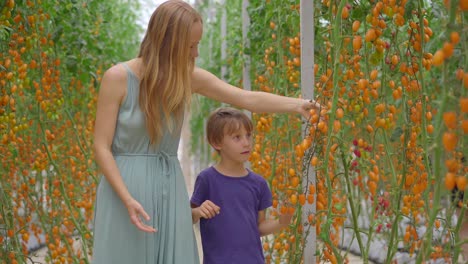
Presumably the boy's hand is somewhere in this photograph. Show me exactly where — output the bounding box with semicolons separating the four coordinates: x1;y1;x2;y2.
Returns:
197;200;220;219
279;211;293;227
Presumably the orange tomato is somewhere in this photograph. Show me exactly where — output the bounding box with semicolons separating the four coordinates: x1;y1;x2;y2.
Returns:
269;21;276;30
442;42;454;59
426;124;434;134
443;112;457;129
432;50;445;66
456;176;467;191
464;73;468;88
365;28;377;42
341;7;349;19
290;177;299;187
460;98;468;113
353;36;362;50
290;194;298;205
352;21;360;32
445;172;456;190
298;194;306;205
443;132;458;151
462;120;468;134
460;0;468;11
450;32;460;44
336;108;344;119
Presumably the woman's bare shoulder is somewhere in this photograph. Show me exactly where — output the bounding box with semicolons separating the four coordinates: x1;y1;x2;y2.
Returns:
102;63;128;82
99;63;129;100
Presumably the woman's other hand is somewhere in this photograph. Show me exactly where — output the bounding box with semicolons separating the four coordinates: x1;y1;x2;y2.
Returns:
125;198;157;233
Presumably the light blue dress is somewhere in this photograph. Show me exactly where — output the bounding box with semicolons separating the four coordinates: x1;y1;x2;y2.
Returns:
92;63;199;264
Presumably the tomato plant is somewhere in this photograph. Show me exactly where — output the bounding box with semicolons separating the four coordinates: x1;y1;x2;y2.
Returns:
0;0;141;263
194;0;467;263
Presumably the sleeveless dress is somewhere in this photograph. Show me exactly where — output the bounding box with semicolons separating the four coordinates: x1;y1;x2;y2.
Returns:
91;63;199;264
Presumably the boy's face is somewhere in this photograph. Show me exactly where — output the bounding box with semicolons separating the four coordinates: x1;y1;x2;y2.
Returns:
214;126;252;163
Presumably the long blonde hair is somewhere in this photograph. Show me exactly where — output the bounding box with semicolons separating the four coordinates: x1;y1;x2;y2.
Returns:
138;0;202;145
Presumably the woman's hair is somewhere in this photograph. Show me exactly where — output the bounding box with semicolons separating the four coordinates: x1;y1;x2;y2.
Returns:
138;0;202;145
206;107;253;147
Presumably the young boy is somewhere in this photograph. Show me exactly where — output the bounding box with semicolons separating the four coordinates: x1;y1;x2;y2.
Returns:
190;107;293;264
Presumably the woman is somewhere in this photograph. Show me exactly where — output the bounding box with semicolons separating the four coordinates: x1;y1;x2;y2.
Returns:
92;1;319;263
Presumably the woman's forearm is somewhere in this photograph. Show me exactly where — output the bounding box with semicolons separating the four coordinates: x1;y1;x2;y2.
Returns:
239;91;305;114
94;147;133;205
193;68;312;115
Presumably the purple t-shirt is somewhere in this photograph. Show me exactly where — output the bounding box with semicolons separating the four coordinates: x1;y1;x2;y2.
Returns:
190;166;272;264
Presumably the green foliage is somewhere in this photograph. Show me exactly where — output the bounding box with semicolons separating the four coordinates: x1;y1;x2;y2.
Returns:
190;0;243;162
0;0;142;262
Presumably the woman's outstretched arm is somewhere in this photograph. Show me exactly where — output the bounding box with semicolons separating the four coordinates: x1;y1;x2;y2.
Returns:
192;67;320;118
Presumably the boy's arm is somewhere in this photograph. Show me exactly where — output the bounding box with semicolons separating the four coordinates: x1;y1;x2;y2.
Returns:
191;200;220;224
191;203;202;224
258;209;293;236
257;179;291;236
191;174;220;224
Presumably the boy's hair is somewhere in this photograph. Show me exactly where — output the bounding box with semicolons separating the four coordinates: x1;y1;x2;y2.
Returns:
206;107;253;147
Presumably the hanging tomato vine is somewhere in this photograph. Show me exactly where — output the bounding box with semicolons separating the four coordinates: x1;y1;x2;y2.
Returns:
194;0;467;263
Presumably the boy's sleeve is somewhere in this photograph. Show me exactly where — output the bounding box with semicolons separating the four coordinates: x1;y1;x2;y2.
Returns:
258;179;273;211
190;174;208;206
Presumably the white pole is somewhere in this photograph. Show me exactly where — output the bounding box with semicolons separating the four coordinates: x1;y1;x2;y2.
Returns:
300;1;315;263
242;0;251;93
208;0;215;70
220;0;227;81
242;0;251;167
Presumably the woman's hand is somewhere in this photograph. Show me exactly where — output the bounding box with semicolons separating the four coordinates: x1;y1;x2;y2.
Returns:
299;99;322;119
125;198;157;233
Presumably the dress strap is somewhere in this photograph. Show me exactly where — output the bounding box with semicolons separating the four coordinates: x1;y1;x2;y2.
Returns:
121;62;132;74
119;62;137;109
121;62;139;79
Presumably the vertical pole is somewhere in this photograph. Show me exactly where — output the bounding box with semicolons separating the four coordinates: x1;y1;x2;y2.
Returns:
300;1;315;263
220;0;227;81
242;0;251;94
242;0;251;168
208;0;215;70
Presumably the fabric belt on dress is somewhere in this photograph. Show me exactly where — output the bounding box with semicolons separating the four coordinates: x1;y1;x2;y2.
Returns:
114;152;177;179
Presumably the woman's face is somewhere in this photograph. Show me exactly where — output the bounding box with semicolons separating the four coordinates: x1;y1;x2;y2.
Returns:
190;21;203;59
